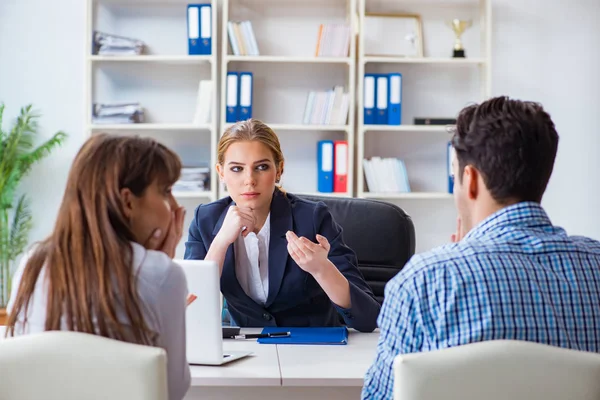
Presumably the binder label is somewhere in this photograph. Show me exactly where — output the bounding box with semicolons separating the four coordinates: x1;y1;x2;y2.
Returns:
226;74;238;107
188;7;199;39
240;74;252;107
322;142;333;172
377;76;388;109
390;75;401;103
200;6;211;39
364;76;375;108
335;143;348;175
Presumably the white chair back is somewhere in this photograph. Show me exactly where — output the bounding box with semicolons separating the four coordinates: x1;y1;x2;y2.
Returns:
394;340;600;400
0;330;168;400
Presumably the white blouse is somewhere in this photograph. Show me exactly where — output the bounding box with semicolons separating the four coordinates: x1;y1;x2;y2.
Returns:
234;213;271;305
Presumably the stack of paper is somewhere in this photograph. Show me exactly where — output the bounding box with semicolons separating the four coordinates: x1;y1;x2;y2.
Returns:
363;157;411;193
227;21;259;56
302;86;349;125
314;23;351;57
92;103;144;124
193;80;213;125
92;31;145;56
174;167;210;193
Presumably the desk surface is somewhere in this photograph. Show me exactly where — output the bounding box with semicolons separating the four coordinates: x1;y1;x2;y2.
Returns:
277;330;378;387
0;326;379;388
191;330;281;387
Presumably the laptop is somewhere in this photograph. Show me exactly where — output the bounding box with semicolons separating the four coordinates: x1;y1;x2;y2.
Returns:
175;259;253;366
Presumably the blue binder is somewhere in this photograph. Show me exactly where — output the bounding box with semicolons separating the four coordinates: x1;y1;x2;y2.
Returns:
363;74;376;125
448;141;454;194
317;140;334;193
226;72;239;123
187;4;212;55
376;74;388;125
238;72;253;120
387;73;402;125
258;327;348;345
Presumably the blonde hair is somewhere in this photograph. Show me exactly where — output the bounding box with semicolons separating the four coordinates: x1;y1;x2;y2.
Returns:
218;119;285;183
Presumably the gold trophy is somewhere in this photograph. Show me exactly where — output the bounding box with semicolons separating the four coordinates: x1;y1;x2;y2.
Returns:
447;19;472;58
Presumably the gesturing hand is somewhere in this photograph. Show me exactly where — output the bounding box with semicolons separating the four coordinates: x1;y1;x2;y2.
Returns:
144;206;186;258
450;217;465;243
215;206;256;246
286;231;331;276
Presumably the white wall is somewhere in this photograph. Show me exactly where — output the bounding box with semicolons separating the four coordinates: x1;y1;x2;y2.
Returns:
0;0;598;257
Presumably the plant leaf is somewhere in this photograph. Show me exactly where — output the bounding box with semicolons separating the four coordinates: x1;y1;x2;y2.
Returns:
8;194;32;262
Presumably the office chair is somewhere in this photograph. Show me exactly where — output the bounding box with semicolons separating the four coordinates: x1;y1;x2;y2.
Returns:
0;330;168;400
300;195;415;303
394;340;600;400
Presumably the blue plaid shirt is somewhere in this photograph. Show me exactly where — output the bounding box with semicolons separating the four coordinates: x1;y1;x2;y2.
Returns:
362;202;600;399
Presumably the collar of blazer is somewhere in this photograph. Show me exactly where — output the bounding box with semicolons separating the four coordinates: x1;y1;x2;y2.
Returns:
214;188;294;307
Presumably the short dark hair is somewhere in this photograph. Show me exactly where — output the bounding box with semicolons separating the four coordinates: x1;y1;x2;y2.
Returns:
451;96;559;204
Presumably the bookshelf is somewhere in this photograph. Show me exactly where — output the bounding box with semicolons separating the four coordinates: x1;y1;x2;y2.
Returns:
220;0;357;198
85;0;219;203
356;0;491;200
356;0;492;250
85;0;219;257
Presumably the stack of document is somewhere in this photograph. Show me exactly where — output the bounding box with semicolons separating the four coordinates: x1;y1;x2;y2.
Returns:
174;167;210;193
227;21;259;56
92;103;144;124
314;23;351;57
363;157;411;193
92;31;145;56
302;86;349;125
193;80;213;125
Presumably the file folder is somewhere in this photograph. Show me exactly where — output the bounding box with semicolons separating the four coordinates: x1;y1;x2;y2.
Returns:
448;142;454;194
226;72;239;123
376;74;388;125
387;73;402;125
363;74;376;125
239;72;253;120
317;140;334;193
334;140;348;193
258;327;348;345
187;4;212;55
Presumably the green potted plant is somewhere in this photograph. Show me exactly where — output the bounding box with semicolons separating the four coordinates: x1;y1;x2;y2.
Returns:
0;104;67;324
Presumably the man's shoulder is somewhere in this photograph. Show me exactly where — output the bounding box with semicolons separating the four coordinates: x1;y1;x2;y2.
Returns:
390;240;496;288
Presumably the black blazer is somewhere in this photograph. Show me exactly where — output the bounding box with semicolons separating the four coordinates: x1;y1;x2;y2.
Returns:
184;190;380;332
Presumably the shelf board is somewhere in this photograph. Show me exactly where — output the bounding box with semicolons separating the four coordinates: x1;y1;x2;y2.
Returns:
173;191;213;199
360;192;453;200
89;55;213;64
363;56;486;65
220;191;350;199
223;123;350;132
226;55;352;64
295;191;350;198
89;123;212;132
362;125;451;133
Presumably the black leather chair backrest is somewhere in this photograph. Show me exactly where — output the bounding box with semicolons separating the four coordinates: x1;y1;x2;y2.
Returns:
299;195;416;304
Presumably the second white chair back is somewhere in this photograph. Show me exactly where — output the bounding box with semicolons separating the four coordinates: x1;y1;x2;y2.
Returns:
394;340;600;400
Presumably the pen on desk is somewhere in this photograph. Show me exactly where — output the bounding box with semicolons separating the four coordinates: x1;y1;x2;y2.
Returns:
231;331;291;340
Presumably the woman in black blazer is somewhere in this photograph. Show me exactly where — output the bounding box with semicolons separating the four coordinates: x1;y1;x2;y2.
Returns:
184;119;380;332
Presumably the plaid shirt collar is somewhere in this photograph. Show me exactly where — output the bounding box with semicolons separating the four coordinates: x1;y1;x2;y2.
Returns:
463;201;553;241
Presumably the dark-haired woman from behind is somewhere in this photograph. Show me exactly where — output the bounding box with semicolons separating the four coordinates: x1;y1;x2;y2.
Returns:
6;134;190;400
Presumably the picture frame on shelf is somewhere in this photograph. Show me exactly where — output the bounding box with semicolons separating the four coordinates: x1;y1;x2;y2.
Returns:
363;13;424;58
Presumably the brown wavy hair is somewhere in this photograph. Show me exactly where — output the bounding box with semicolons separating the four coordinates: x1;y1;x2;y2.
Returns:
6;134;182;345
218;119;285;186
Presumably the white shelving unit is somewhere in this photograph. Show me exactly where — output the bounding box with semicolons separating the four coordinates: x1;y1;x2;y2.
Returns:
356;0;492;200
85;0;219;203
220;0;357;198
